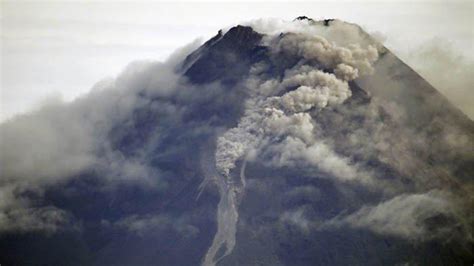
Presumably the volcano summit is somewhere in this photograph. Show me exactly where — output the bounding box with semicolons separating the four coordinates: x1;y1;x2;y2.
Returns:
1;18;473;266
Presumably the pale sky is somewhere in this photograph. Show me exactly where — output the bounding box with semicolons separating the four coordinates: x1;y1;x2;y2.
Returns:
1;1;473;121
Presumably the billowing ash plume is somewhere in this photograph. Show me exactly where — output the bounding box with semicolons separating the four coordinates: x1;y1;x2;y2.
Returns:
206;21;379;266
215;31;378;183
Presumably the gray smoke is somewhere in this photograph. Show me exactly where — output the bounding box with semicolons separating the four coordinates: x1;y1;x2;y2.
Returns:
208;19;473;264
215;32;379;180
206;19;380;266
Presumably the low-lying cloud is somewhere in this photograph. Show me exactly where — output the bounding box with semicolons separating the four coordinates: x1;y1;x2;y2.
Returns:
0;40;201;233
322;190;460;240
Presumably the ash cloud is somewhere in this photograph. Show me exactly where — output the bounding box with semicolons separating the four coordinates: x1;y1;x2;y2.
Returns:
215;26;380;184
207;21;381;266
221;18;474;252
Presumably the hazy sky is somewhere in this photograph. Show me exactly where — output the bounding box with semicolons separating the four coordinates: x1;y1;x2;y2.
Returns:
1;0;473;121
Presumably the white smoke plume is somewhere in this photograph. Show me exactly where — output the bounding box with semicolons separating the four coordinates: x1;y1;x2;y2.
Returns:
245;18;383;51
273;33;378;77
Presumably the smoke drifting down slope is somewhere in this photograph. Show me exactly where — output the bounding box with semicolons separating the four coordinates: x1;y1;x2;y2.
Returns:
0;18;473;266
205;25;379;266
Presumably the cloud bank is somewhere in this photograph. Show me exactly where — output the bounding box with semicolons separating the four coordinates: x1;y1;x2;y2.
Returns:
0;41;201;233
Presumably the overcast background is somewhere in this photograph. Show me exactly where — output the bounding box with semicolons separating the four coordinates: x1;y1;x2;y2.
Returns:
1;0;473;122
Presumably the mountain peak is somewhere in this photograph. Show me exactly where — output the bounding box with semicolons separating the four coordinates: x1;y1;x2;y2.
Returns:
294;15;314;22
183;25;264;84
294;16;335;26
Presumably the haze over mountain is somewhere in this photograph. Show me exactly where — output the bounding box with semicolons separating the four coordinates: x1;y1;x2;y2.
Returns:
0;17;473;266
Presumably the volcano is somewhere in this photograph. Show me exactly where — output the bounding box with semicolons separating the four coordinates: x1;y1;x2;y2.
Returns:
0;18;473;266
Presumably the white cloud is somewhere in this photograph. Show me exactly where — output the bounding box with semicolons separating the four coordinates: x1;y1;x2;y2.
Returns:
322;190;458;240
